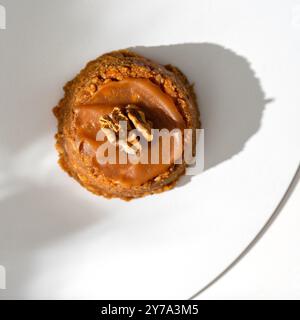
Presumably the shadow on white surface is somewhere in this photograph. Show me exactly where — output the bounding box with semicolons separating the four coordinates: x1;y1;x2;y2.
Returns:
133;43;271;185
0;185;104;299
0;12;271;297
0;1;108;298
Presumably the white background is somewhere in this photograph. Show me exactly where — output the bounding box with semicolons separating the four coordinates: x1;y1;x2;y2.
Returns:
0;0;299;299
198;177;300;300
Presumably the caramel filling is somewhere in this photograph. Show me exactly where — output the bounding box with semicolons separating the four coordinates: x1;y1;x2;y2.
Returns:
74;78;185;186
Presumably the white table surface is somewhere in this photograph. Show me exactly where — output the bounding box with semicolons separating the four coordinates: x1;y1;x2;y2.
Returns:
196;169;300;300
0;0;299;299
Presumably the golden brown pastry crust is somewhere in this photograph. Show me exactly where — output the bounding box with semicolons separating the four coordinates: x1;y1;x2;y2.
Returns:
53;50;200;200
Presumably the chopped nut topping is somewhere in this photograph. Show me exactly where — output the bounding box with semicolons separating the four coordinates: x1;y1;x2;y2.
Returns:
99;105;153;155
126;105;153;142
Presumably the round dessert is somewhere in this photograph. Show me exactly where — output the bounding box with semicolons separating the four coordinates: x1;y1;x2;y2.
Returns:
53;50;200;200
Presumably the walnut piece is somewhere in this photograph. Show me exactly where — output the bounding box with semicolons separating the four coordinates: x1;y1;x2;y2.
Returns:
126;105;153;142
99;105;153;155
99;114;119;132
